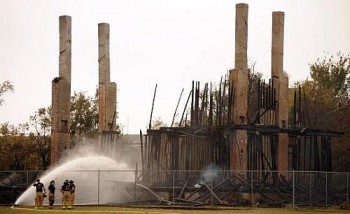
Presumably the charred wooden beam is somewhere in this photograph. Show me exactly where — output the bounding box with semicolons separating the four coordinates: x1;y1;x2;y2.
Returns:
171;88;184;127
148;84;157;130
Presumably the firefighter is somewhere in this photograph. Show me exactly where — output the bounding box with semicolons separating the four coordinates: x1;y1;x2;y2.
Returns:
69;180;76;208
61;179;71;210
48;180;56;209
33;179;46;209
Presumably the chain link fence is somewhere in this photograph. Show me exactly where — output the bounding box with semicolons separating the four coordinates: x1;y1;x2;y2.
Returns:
0;170;348;207
0;170;43;204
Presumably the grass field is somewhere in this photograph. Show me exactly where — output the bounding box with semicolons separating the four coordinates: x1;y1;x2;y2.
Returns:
0;206;349;214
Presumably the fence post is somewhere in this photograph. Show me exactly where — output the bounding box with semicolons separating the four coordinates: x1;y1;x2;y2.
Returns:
250;170;254;207
347;172;349;201
292;170;295;208
172;170;175;202
325;172;328;207
134;169;137;201
97;170;100;206
309;172;312;207
26;171;29;187
210;169;213;206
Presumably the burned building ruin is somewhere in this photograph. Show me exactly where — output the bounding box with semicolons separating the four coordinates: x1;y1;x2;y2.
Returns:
47;3;345;207
141;3;342;194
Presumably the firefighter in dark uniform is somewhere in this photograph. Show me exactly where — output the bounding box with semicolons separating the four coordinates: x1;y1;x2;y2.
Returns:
61;179;71;209
33;179;46;209
69;180;76;208
48;180;56;209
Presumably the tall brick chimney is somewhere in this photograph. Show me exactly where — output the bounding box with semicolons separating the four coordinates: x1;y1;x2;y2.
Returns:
271;12;289;173
51;16;72;165
230;3;249;171
98;23;117;132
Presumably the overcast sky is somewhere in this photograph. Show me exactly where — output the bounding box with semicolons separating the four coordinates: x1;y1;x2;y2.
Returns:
1;0;349;134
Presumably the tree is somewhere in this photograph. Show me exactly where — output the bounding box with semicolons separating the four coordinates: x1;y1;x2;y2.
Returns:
0;123;40;170
310;53;349;107
0;80;14;106
30;107;52;169
296;53;350;171
70;91;99;136
296;53;349;130
150;117;168;129
30;107;51;136
247;63;263;124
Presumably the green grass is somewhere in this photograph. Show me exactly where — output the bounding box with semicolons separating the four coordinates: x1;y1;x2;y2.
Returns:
0;206;349;214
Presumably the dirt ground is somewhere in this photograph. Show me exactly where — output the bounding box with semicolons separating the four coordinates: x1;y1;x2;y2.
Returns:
1;206;350;214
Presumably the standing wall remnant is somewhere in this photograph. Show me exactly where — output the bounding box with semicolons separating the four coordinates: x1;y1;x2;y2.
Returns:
51;16;72;165
271;12;289;173
230;3;249;171
98;23;117;132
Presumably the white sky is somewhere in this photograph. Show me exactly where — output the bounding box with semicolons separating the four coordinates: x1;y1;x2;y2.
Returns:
0;0;349;134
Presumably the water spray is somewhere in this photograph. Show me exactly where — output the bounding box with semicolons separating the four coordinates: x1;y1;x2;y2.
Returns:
15;138;138;206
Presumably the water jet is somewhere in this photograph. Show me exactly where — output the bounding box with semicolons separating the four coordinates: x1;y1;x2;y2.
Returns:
15;139;136;206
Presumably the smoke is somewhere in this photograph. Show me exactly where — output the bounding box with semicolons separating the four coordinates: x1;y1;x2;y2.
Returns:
195;163;221;187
